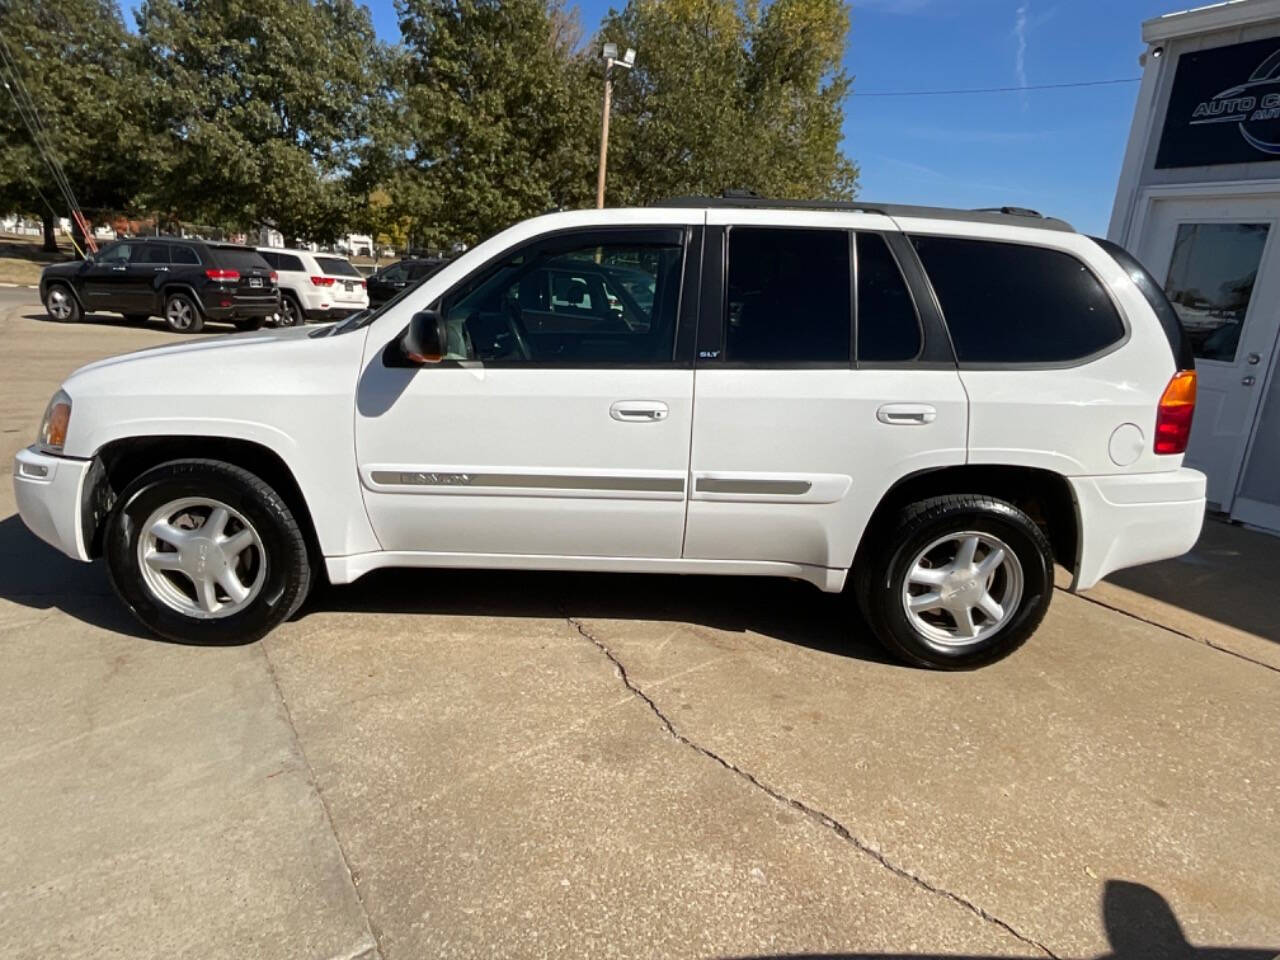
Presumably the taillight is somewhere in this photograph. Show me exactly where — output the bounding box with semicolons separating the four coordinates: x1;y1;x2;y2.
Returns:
310;276;335;287
205;268;240;282
1155;370;1197;455
269;271;278;283
359;279;367;289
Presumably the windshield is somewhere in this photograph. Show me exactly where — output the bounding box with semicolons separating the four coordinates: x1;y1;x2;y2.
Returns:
328;280;425;335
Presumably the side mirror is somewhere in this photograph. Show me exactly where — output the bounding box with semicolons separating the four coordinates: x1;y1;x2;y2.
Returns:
401;309;449;364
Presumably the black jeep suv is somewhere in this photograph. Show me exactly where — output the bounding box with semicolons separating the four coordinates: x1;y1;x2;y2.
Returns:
365;256;449;307
40;237;280;333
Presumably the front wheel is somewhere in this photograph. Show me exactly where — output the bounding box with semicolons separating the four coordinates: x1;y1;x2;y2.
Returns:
277;296;302;327
857;495;1052;669
44;284;81;323
104;460;312;644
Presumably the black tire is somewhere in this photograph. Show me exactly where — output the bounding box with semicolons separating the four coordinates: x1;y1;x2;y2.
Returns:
123;313;150;325
277;295;303;327
104;459;312;644
44;283;81;323
163;292;204;333
234;316;264;331
856;495;1052;670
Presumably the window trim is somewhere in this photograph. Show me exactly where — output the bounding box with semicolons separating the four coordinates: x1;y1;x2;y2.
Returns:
385;225;696;371
908;233;1132;371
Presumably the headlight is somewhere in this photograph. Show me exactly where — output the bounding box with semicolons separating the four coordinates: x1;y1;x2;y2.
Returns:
37;389;72;454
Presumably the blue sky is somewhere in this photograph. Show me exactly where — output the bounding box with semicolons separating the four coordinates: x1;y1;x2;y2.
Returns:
128;0;1179;234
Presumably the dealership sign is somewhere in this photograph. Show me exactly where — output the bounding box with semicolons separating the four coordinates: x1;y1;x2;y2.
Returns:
1157;38;1280;168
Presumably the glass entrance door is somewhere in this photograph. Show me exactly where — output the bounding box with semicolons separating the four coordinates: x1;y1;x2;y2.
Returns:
1141;196;1280;511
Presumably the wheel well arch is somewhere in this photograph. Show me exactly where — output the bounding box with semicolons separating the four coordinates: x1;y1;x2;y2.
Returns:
44;278;83;306
856;464;1079;576
88;435;322;570
160;284;203;310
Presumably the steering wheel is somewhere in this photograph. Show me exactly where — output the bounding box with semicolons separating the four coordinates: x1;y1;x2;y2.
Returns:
502;297;533;361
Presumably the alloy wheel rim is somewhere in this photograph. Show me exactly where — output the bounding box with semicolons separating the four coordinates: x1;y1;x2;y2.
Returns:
901;531;1024;648
48;288;71;320
167;299;193;329
136;497;267;620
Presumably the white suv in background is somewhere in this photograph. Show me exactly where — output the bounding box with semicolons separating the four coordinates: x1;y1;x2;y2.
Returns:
15;198;1206;669
256;247;369;326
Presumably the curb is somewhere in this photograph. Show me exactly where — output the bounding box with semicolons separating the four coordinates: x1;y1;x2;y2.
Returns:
0;283;38;289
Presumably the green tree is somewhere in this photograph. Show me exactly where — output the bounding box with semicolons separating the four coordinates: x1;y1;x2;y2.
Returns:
0;0;154;250
396;0;597;249
136;0;392;242
598;0;857;205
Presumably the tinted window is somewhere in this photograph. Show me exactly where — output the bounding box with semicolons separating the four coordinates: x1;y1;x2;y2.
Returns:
211;247;272;271
316;256;361;278
725;227;851;363
258;251;279;269
1091;237;1193;370
379;263;410;282
97;242;133;264
442;235;683;365
857;233;920;362
171;245;201;265
912;236;1125;364
409;262;443;280
134;243;170;264
277;253;304;272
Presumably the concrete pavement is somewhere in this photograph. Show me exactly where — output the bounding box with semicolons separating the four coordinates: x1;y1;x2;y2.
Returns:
1;292;1277;959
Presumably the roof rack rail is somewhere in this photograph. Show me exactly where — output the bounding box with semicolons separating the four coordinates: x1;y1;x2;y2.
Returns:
651;191;1074;232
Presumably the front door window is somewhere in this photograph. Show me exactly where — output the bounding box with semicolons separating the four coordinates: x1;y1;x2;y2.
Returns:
1164;222;1270;362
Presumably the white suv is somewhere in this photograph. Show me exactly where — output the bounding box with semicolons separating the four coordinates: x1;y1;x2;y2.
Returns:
14;199;1206;668
256;247;369;326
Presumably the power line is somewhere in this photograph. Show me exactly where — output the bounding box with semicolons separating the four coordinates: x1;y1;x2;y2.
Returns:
853;77;1141;97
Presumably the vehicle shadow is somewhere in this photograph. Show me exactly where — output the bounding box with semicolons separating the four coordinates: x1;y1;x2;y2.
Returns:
727;880;1276;959
1102;515;1280;644
20;309;143;329
0;510;891;660
0;514;151;638
304;564;898;666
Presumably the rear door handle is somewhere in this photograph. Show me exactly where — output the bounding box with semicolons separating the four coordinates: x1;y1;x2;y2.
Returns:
611;400;669;422
877;403;937;425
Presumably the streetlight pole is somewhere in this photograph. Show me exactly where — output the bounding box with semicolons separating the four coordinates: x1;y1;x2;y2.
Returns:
596;43;635;209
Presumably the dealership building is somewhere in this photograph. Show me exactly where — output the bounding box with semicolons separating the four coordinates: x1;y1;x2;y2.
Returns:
1110;0;1280;533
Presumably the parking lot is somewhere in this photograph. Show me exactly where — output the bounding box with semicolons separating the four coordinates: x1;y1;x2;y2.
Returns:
1;290;1278;960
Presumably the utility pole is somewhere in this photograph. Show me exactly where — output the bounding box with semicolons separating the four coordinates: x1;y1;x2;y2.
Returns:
596;44;635;209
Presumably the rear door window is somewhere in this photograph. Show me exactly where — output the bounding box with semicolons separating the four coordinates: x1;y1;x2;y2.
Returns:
258;251;279;269
912;235;1125;364
856;233;921;363
135;243;171;265
171;245;201;265
724;227;851;364
278;253;305;272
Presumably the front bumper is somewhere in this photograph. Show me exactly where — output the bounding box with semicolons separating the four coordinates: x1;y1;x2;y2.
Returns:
13;447;96;562
1069;468;1207;591
304;305;365;323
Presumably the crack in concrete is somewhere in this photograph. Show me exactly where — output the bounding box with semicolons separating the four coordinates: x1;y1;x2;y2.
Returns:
258;641;386;960
565;614;1060;960
1059;587;1280;676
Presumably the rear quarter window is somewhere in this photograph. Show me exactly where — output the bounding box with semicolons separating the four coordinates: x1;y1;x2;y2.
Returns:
912;235;1126;365
1091;237;1194;370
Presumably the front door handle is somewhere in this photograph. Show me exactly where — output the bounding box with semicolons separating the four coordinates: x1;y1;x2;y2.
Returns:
877;403;937;425
1243;375;1257;387
610;400;669;422
111;265;126;272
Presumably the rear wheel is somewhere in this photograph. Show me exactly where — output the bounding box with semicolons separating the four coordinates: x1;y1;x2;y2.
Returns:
277;295;303;327
164;292;203;333
857;495;1052;669
105;459;312;644
44;284;80;323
